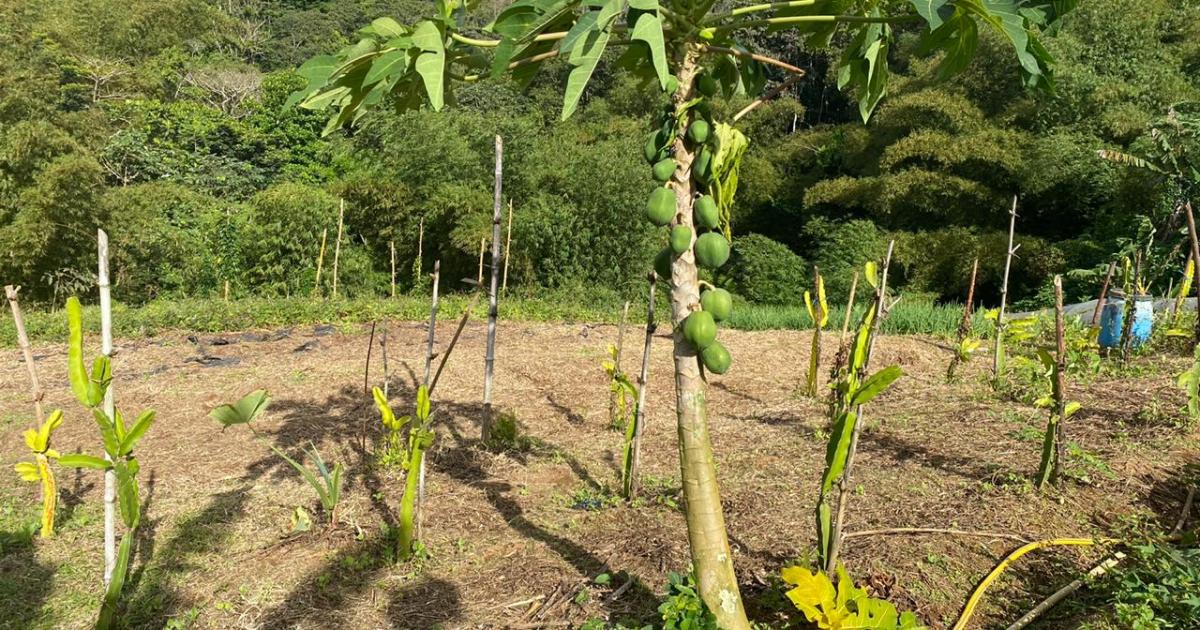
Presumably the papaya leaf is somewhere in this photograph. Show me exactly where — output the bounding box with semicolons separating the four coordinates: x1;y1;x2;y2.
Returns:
908;0;952;29
364;48;411;86
630;12;668;89
366;17;409;39
412;21;447;111
560;0;619;120
284;55;340;109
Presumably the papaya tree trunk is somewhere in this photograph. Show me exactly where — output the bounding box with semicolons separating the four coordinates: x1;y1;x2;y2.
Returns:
668;46;749;630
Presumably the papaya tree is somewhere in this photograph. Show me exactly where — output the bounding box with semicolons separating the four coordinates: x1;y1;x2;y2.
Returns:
289;1;1073;625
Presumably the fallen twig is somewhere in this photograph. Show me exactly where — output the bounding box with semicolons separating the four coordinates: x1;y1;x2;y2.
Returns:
843;527;1031;544
1173;486;1195;534
1005;551;1126;630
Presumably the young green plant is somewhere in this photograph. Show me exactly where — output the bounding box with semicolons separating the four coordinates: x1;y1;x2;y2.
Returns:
603;343;641;498
66;296;158;629
1034;276;1078;489
804;268;829;397
782;564;923;629
211;390;344;526
372;384;434;560
815;254;903;572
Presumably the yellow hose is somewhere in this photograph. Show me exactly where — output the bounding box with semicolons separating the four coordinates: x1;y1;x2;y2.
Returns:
952;537;1115;630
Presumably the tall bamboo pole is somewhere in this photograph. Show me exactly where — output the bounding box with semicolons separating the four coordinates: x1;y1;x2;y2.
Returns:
477;237;485;287
390;240;397;298
1184;200;1200;347
97;229;116;585
417;260;440;540
5;285;44;426
482;135;503;442
332;199;344;299
416;217;424;289
992;196;1019;381
628;271;657;498
825;240;894;573
1090;261;1116;328
313;228;328;297
502;199;514;293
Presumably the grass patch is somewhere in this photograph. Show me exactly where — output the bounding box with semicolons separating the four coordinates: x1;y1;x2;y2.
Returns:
1;287;980;346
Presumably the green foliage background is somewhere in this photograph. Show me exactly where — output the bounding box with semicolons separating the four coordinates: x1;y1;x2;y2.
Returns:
1;0;1198;309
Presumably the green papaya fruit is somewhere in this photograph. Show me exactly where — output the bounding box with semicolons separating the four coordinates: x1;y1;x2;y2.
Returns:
692;147;713;183
694;232;730;269
697;73;718;98
700;288;733;322
670;225;693;255
694;195;719;229
654;246;673;280
701;341;731;374
646;187;675;226
652;158;676;182
683;311;717;350
643;132;661;164
688;119;710;143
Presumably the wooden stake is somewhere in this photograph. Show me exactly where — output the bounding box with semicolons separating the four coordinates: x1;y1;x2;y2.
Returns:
416;217;424;289
482;135;503;442
628;271;657;498
1052;275;1068;484
826;240;894;573
381;324;389;398
332;199;344;299
839;271;859;343
946;257;979;381
478;237;486;287
1185;200;1200;347
992;196;1019;382
223;280;230;302
5;285;44;425
313;228;328;298
502;199;514;293
390;241;397;298
97;229;117;585
417;260;439;541
423;261;441;387
1090;261;1116;328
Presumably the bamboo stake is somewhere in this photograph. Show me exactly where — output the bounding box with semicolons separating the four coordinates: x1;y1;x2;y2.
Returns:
502;199;514;293
1090;261;1116;328
313;228;327;297
390;241;397;298
332;199;344;299
1049;276;1068;485
826;240;894;573
5;285;44;425
417;260;440;541
1185;201;1200;347
416;217;424;289
482;135;503;442
992;196;1019;382
97;229;116;585
381;324;390;398
839;271;859;343
223;280;230;302
478;237;486;287
628;271;657;498
423;261;441;387
946;257;979;381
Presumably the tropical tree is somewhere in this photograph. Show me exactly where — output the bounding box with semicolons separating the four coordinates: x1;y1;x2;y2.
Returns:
289;1;1075;626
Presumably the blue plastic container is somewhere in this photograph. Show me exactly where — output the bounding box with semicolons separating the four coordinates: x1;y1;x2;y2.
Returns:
1098;296;1153;348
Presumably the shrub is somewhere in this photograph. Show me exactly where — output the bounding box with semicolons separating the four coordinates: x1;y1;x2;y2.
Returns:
804;217;886;302
723;234;807;305
240;182;337;296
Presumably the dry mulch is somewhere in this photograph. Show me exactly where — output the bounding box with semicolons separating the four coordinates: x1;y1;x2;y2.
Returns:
1;320;1197;629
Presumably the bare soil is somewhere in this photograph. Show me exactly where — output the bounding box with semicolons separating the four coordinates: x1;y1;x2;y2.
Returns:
1;320;1197;629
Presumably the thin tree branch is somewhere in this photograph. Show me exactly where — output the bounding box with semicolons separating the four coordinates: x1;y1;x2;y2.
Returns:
703;0;818;24
702;44;806;75
732;72;806;122
714;13;920;33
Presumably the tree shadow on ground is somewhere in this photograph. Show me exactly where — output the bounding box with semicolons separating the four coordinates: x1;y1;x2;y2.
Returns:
0;525;54;629
857;428;1008;483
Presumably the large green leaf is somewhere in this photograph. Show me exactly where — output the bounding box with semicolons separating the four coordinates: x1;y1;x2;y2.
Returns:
412;21;447;111
560;0;621;120
909;0;951;29
630;12;668;89
210;390;271;430
364;48;411;86
284;55;339;109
